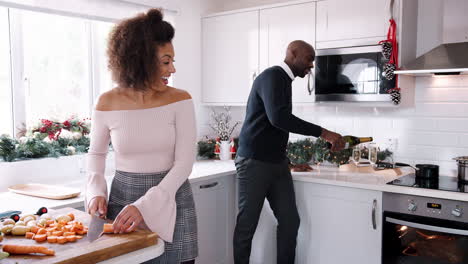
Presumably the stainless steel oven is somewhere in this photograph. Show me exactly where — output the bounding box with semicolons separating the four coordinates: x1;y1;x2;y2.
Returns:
315;45;396;102
383;192;468;264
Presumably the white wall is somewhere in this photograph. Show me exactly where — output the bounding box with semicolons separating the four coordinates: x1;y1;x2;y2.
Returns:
198;0;468;177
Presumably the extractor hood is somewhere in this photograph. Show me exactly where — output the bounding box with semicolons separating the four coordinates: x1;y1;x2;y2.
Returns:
394;42;468;76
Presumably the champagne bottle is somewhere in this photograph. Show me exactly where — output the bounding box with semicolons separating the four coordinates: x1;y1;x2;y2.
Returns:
326;136;373;149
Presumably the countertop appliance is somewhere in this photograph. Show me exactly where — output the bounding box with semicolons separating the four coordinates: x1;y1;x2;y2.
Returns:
314;45;395;102
387;174;468;193
382;192;468;264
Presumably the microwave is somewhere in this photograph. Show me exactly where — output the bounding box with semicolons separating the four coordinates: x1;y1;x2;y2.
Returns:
314;45;396;102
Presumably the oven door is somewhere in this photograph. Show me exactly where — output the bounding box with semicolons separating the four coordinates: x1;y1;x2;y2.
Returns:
383;211;468;264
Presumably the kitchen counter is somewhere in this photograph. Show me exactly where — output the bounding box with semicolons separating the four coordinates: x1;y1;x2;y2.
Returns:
3;160;468;213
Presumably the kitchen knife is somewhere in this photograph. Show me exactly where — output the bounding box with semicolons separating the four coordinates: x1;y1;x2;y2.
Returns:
87;214;108;242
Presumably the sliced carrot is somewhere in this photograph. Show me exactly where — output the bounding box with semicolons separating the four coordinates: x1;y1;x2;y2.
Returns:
37;228;47;235
75;235;83;239
65;236;77;242
34;234;47;242
63;232;75;236
76;230;86;235
30;226;40;234
25;232;35;239
47;236;57;243
67;213;75;221
2;244;55;256
103;223;114;234
57;236;67;244
46;220;55;226
52;231;63;236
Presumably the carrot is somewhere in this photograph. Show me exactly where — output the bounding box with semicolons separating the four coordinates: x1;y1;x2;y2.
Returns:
63;232;75;236
52;231;63;236
47;236;57;243
65;236;77;242
25;232;34;239
37;228;47;235
103;223;114;234
75;235;83;239
30;226;40;234
34;234;47;242
46;220;55;226
2;244;55;256
67;213;75;221
57;236;67;244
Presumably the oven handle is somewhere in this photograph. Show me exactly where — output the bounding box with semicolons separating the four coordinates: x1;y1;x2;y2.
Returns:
386;217;468;236
372;199;377;230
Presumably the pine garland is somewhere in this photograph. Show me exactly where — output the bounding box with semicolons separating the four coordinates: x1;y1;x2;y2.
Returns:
0;135;17;162
197;138;216;159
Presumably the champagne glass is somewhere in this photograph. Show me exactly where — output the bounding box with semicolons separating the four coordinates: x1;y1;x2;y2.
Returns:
368;143;378;165
352;146;361;163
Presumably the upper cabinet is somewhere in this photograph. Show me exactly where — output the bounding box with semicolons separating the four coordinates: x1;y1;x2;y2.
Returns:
202;2;316;105
202;11;259;105
259;2;316;103
316;0;391;49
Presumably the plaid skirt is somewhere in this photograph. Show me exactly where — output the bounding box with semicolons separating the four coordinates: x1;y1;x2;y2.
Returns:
107;170;198;264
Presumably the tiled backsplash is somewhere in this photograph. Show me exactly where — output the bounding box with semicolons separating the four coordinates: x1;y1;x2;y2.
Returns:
200;75;468;177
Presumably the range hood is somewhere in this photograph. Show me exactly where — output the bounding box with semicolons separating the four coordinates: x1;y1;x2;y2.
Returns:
395;42;468;76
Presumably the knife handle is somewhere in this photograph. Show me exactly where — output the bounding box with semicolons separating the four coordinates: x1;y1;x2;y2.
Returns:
36;207;48;216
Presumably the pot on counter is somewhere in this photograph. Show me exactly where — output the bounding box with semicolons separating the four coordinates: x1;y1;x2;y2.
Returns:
454;156;468;183
415;164;439;180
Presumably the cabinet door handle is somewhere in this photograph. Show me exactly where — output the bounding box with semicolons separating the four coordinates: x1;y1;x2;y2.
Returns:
372;199;377;230
307;72;315;95
252;71;257;81
200;182;218;189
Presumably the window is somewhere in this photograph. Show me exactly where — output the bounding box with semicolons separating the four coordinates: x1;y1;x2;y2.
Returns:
0;7;12;135
20;10;91;127
93;21;115;93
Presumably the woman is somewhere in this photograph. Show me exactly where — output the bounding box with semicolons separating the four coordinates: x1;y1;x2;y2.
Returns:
85;9;198;264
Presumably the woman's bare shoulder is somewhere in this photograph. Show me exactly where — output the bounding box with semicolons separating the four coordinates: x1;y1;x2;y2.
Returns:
95;89;121;111
169;87;192;102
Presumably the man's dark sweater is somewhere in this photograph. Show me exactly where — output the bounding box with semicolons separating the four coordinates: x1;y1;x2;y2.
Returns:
237;65;323;163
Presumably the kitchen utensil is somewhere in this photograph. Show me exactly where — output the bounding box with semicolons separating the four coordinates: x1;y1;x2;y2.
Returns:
415;164;439;179
87;213;108;242
453;156;468;183
8;183;80;200
375;161;418;171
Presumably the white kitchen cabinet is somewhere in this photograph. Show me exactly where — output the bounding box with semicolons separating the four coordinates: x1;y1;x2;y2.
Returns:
202;1;317;105
259;2;316;103
192;175;236;264
316;0;391;49
202;11;259;105
295;181;382;264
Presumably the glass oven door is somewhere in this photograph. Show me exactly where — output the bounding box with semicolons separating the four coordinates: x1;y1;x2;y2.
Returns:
383;211;468;264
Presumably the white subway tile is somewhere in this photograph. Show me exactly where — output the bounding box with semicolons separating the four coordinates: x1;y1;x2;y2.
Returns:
392;118;437;131
416;75;468;88
397;145;439;160
414;103;468;117
438;147;468;161
459;134;468;147
435;119;468;132
407;132;459;146
416;88;468;102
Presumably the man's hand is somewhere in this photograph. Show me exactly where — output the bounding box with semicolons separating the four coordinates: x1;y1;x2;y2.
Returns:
88;196;107;219
113;205;144;233
320;128;345;152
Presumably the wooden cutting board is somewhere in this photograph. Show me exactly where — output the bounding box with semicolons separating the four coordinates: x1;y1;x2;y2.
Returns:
1;208;159;264
339;163;403;176
8;184;81;200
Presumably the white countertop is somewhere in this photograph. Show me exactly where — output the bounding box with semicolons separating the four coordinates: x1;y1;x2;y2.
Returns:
2;160;468;214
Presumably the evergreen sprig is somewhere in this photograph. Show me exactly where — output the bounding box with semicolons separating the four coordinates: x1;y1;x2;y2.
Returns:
0;135;17;162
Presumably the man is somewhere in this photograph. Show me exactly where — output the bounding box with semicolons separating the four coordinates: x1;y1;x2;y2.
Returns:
234;40;345;264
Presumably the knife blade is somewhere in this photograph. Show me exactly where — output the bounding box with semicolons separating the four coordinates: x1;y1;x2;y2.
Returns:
87;214;108;242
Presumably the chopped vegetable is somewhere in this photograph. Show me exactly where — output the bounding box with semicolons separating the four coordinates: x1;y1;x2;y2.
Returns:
2;244;55;256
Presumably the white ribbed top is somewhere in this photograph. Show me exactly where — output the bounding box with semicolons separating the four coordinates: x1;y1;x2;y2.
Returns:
85;99;196;242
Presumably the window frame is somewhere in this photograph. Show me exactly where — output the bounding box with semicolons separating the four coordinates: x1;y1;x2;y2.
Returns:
6;8;117;136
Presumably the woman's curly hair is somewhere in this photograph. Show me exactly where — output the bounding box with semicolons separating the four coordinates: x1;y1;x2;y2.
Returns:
107;9;174;91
